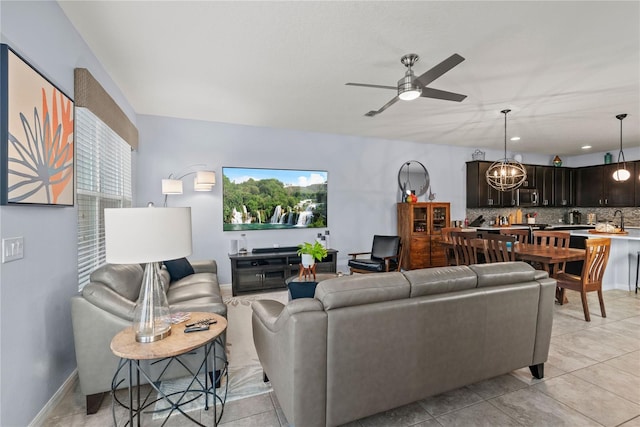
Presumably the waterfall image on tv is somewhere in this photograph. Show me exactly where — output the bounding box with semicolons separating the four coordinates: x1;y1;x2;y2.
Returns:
223;167;327;231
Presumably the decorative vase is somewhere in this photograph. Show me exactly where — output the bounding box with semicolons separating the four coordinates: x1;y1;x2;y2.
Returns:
301;254;315;268
553;155;562;167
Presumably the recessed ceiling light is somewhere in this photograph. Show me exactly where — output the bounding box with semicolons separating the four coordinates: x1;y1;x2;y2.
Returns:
510;136;520;141
581;145;592;150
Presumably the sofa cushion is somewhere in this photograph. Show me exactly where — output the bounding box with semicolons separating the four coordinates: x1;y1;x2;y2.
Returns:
315;272;410;310
468;262;537;288
89;263;143;301
166;273;221;304
164;257;195;282
403;265;477;298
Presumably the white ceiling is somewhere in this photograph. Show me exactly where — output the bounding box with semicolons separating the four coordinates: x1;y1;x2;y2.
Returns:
58;1;639;156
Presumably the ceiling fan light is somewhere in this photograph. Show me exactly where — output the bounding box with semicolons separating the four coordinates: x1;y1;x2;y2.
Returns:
399;88;421;101
612;168;630;182
398;73;421;101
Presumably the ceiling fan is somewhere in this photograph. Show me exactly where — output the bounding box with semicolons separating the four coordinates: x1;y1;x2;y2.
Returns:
346;53;467;117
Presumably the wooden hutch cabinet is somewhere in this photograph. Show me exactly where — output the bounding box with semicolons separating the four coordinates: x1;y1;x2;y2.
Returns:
397;202;450;270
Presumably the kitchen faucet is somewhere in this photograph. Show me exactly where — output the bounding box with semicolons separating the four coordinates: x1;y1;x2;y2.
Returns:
613;209;625;231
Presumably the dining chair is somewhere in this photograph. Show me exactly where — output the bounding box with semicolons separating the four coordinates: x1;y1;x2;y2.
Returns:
442;227;462;266
532;230;571;272
482;234;517;263
499;228;530;244
450;231;479;266
555;237;611;322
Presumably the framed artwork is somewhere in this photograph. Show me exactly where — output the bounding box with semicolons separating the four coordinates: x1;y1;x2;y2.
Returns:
0;44;74;206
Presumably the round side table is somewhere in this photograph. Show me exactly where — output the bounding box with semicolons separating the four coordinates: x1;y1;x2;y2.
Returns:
110;312;227;426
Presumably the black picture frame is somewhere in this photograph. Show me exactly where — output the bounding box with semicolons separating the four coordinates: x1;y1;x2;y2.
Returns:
0;44;75;206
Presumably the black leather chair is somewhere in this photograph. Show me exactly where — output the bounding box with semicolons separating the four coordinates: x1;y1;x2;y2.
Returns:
348;235;402;274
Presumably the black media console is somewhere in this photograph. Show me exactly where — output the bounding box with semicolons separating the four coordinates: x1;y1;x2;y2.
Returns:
229;247;338;296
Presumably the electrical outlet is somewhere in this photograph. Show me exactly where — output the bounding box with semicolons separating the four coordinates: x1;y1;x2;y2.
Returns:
2;237;24;263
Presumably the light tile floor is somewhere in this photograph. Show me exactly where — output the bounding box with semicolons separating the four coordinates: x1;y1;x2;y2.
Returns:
43;289;640;426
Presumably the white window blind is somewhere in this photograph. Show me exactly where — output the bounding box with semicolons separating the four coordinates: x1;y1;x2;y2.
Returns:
77;107;132;290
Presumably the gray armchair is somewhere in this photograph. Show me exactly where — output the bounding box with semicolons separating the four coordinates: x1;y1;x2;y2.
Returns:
71;260;226;414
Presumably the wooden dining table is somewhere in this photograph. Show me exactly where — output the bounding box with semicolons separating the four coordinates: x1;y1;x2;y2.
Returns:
441;239;586;303
512;243;586;274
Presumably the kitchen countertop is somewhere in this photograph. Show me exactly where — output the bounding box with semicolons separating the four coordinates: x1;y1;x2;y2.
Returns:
571;228;640;241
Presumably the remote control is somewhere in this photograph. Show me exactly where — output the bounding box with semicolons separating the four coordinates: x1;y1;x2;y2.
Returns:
184;325;210;333
185;318;217;327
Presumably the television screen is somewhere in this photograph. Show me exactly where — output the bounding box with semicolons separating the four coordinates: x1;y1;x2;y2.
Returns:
223;167;327;231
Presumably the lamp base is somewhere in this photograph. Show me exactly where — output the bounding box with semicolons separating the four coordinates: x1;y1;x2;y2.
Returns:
136;327;171;343
133;262;172;343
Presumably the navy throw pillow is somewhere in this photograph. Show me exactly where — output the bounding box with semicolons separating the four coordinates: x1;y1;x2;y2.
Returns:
164;257;194;282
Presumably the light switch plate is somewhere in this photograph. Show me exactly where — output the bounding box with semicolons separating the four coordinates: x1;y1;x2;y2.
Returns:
2;237;24;263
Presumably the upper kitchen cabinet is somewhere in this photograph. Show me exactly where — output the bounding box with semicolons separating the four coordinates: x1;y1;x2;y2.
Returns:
466;161;503;208
576;164;635;207
553;167;574;207
535;166;554;207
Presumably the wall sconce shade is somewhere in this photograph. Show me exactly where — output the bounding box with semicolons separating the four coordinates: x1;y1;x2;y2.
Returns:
194;176;214;191
162;179;183;195
196;170;216;186
105;207;192;342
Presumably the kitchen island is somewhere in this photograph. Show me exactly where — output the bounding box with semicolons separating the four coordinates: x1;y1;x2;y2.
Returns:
571;228;640;291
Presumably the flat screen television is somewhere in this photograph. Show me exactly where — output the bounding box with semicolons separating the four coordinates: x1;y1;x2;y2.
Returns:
223;167;327;231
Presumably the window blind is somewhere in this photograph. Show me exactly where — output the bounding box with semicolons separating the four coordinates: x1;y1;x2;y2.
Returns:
76;107;132;290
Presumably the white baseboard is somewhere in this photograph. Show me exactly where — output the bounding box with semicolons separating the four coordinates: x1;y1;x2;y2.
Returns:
28;369;78;427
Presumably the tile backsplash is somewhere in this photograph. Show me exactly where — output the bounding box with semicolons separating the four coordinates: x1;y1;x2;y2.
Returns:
464;207;639;227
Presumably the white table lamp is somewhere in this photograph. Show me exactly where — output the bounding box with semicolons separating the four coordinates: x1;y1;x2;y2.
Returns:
105;206;192;342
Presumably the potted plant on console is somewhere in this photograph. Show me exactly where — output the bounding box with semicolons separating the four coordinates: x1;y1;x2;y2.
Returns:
297;241;328;268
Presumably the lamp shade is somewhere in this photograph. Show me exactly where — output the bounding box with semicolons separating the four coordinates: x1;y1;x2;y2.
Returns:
105;207;192;264
194;176;214;191
161;179;183;195
196;170;216;185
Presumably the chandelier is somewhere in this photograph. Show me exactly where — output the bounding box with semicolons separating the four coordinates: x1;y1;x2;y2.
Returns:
612;113;630;182
486;109;527;192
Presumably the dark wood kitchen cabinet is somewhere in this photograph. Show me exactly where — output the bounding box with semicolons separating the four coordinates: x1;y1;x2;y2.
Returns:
467;161;534;208
535;166;554;207
466;161;503;208
604;163;635;206
553;167;574;207
575;164;635;207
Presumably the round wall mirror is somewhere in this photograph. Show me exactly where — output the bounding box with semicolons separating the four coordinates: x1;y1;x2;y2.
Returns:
398;161;430;197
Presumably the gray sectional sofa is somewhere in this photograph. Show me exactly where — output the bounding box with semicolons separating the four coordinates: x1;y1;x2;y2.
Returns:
252;262;556;427
71;260;226;413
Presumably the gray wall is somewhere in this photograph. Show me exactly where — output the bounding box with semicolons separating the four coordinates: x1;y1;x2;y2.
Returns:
0;2;135;425
135;115;484;283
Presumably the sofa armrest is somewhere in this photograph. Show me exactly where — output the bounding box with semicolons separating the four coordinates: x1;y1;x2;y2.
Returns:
82;283;137;321
191;259;217;274
252;299;323;333
252;298;327;427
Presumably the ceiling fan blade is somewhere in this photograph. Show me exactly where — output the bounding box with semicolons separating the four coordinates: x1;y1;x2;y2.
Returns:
420;87;467;102
364;96;400;117
414;53;465;88
346;83;397;90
